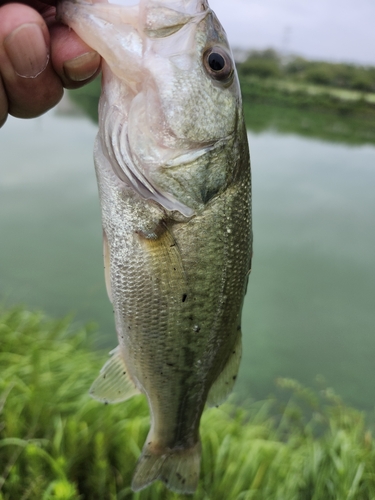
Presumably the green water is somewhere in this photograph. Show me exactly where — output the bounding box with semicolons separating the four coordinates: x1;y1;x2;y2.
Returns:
1;109;374;410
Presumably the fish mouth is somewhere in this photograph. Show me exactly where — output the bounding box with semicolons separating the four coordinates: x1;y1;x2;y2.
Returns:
58;0;234;216
58;0;211;216
57;0;210;87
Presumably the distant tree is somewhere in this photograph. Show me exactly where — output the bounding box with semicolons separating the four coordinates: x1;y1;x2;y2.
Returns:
347;67;375;92
303;63;336;85
237;50;375;93
238;49;281;79
285;57;309;77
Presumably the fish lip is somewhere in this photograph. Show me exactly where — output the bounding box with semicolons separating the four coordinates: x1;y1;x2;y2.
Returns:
58;0;211;37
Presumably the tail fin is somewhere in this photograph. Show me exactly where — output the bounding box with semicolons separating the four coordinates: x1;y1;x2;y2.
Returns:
131;439;201;494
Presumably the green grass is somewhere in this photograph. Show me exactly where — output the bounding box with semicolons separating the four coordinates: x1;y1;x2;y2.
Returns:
243;101;375;146
240;77;375;115
237;50;375;93
69;73;375;146
1;307;375;499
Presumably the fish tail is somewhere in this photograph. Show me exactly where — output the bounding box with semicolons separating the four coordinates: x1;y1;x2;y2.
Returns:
131;439;201;494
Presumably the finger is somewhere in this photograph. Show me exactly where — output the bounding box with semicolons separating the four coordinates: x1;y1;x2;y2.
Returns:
49;22;101;90
0;76;8;127
0;3;63;118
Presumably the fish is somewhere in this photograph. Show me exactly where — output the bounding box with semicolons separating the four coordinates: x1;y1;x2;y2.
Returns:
59;0;252;494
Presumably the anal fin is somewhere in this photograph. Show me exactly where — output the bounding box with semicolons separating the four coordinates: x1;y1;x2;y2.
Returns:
89;346;140;404
206;332;242;407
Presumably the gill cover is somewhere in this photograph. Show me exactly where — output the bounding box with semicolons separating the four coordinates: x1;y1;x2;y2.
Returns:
59;0;240;215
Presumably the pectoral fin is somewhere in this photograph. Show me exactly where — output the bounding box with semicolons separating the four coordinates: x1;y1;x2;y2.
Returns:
90;346;140;404
206;333;242;407
137;221;186;291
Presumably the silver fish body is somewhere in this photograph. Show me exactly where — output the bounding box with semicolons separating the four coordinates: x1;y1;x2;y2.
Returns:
59;0;252;493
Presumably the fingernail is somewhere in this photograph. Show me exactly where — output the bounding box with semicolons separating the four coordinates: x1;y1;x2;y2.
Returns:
63;51;100;82
4;23;49;79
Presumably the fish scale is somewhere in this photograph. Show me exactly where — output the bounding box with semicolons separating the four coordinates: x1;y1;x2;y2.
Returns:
59;0;252;493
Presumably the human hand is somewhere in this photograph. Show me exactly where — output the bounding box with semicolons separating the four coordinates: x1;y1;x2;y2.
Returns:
0;0;101;127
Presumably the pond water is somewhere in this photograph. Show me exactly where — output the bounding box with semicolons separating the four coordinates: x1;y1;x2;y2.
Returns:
1;109;374;410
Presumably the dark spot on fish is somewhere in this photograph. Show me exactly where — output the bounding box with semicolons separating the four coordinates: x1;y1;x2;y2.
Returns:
237;325;241;331
148;442;152;445
166;362;175;367
182;294;187;302
188;315;193;321
170;243;176;247
160;372;163;375
173;267;176;271
233;376;237;380
123;371;126;375
176;472;183;480
193;325;201;333
104;401;108;405
103;375;106;379
182;478;186;484
233;351;236;354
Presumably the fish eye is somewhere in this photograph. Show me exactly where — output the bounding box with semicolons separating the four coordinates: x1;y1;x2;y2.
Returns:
203;46;234;83
208;52;225;71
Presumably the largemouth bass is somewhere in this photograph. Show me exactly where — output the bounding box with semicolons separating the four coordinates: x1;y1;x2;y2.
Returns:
59;0;252;494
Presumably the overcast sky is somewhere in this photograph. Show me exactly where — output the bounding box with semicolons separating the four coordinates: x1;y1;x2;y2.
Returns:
212;0;374;65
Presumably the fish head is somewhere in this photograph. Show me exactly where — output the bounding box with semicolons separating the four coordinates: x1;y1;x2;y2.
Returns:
59;0;245;215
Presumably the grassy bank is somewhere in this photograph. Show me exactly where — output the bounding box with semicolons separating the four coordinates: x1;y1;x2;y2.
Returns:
237;50;375;145
237;50;375;93
243;100;375;145
1;307;375;499
240;76;375;114
69;68;375;146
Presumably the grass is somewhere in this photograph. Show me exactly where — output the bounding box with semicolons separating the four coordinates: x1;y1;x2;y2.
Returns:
1;307;375;499
243;101;375;146
237;50;375;93
240;77;375;115
69;72;375;147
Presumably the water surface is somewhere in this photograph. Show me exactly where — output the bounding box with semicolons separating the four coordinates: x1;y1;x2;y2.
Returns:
1;110;374;410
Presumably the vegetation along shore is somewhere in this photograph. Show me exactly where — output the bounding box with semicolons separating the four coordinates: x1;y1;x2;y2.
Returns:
69;49;375;146
3;51;374;500
1;307;375;499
